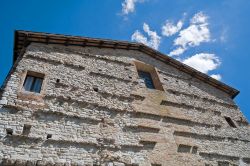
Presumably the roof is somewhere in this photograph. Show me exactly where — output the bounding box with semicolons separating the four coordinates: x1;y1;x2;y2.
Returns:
13;30;239;98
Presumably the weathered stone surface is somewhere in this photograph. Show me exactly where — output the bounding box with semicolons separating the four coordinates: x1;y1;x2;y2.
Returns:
0;42;249;166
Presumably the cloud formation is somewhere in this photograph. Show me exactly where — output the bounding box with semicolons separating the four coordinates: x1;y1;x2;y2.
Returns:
131;12;221;79
162;20;183;37
122;0;144;15
169;47;185;57
169;12;210;56
182;53;221;74
210;74;222;80
131;23;161;49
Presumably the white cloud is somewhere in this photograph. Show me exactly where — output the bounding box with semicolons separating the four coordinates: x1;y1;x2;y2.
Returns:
174;23;210;47
169;12;210;56
162;20;183;37
131;23;161;50
210;74;222;80
131;30;148;45
122;0;144;15
182;53;221;74
190;12;208;24
169;47;186;56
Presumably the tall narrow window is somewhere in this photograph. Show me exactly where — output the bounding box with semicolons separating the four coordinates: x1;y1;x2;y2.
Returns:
134;60;164;91
224;116;237;128
138;70;155;89
23;73;44;93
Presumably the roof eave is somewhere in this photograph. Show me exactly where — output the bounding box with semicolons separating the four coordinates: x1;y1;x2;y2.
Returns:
13;30;240;99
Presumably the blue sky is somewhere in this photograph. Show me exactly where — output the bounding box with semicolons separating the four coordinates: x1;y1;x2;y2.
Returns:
0;0;249;121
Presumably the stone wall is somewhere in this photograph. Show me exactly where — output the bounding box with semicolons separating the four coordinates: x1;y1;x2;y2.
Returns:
0;43;249;166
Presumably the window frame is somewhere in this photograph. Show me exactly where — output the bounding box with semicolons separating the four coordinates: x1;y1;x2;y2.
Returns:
134;60;164;91
23;75;43;93
20;71;46;95
137;70;156;89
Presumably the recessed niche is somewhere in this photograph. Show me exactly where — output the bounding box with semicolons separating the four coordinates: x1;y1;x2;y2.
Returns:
191;146;198;154
22;124;32;136
177;144;192;153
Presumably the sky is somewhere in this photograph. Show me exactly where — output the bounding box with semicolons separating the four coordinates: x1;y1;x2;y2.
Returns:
0;0;249;121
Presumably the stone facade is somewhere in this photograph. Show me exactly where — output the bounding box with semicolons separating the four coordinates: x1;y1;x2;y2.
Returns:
0;38;249;166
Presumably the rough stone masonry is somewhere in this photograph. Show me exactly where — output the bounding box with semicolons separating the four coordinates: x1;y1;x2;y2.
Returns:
0;31;249;166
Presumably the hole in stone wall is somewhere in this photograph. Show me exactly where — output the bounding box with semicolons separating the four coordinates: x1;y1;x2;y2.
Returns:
151;164;162;166
177;144;192;153
191;146;198;154
6;128;13;135
93;87;98;92
47;134;52;139
22;124;32;136
58;101;64;106
224;117;237;128
217;161;230;166
56;79;60;83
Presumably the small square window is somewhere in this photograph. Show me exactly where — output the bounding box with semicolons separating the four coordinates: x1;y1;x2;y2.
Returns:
138;70;155;89
23;73;44;93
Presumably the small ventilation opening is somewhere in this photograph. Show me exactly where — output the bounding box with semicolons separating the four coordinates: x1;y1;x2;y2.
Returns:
6;128;13;135
47;134;52;139
225;117;237;128
22;124;32;136
93;87;98;92
56;79;60;83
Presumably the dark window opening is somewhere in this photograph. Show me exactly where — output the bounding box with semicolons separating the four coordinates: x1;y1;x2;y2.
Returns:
23;74;44;93
56;79;60;83
138;70;155;89
225;117;237;128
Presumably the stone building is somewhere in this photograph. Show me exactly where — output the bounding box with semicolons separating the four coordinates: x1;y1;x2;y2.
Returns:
0;30;249;166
